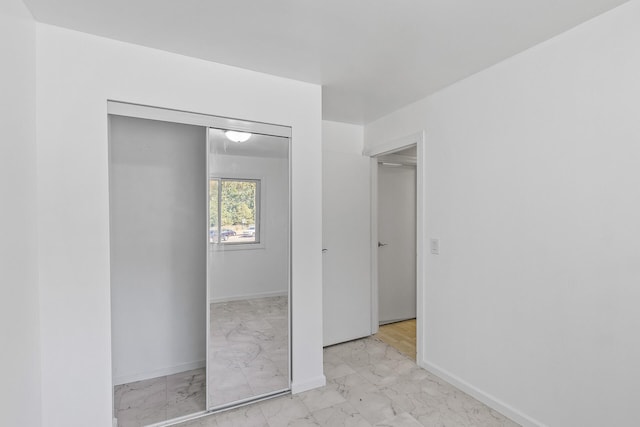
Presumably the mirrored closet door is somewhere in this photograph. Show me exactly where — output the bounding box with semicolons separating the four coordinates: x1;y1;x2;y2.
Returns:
109;102;291;426
207;127;291;410
109;114;208;427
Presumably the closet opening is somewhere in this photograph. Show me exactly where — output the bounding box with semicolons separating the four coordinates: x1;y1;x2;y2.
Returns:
108;102;292;426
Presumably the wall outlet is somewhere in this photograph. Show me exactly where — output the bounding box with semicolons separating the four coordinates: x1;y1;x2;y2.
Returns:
430;238;440;255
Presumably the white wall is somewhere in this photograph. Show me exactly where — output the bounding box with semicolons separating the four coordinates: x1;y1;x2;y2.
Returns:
321;121;372;346
36;24;323;427
0;1;41;426
109;116;206;384
365;2;640;426
209;154;289;302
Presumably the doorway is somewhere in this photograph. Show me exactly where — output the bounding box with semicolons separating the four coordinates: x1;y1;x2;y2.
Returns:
367;132;425;366
374;146;417;359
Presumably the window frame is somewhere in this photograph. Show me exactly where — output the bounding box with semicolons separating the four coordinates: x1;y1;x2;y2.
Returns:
209;177;262;249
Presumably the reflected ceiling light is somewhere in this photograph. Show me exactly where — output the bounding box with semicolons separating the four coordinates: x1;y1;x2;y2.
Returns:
225;130;252;143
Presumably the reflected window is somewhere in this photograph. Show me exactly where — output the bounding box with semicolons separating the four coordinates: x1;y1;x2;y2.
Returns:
209;178;260;244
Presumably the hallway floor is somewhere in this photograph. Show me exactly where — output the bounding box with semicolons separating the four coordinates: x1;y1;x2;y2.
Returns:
177;336;519;427
375;319;416;360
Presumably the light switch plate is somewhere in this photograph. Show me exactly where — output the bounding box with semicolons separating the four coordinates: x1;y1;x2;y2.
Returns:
430;238;440;255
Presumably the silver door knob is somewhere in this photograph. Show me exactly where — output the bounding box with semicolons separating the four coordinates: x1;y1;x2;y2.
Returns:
378;242;388;247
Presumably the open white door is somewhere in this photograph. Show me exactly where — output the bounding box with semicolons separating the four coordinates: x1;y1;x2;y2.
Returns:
322;128;372;346
377;163;416;324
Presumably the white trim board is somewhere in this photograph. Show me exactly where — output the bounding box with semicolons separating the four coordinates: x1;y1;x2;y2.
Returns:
291;375;326;394
421;360;547;427
209;290;288;304
113;360;206;386
369;157;379;336
363;131;423;157
107;100;292;138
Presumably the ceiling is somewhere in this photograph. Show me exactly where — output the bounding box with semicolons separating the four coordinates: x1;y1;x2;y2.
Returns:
209;129;288;159
23;0;629;124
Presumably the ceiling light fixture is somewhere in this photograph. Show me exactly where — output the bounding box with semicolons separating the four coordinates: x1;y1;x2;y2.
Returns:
225;130;252;143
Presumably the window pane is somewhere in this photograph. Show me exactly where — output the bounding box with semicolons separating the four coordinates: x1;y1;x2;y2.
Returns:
221;180;257;243
209;179;219;243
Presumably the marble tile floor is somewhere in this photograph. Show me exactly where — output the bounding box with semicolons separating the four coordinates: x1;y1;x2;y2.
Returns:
113;296;289;427
177;336;520;427
209;296;290;408
114;368;206;427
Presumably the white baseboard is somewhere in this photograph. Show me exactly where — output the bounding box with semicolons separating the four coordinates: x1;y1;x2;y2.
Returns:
113;359;206;386
291;375;326;394
210;290;287;304
420;359;547;427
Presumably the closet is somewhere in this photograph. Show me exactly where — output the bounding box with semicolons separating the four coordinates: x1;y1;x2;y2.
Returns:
108;103;291;426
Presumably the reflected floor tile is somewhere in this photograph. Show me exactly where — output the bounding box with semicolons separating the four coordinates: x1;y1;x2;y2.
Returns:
212;340;262;364
242;357;289;396
167;369;207;420
114;368;206;427
209;368;254;408
209;296;290;409
115;376;166;427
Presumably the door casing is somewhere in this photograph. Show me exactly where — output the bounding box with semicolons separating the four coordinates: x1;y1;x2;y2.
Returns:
365;131;426;367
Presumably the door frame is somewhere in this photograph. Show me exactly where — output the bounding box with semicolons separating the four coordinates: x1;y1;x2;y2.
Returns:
365;131;426;366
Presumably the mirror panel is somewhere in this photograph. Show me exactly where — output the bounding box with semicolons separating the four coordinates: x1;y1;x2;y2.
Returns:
109;115;208;426
207;128;291;409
